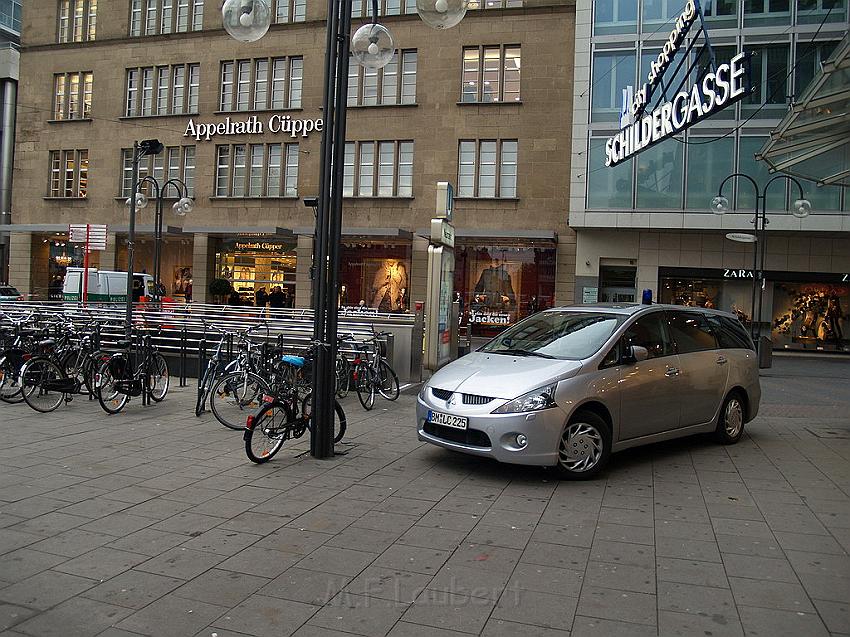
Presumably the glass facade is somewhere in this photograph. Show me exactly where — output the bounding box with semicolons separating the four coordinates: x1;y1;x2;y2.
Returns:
585;0;849;213
339;241;412;312
215;238;297;306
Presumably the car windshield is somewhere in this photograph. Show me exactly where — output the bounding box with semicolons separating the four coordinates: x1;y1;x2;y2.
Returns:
0;286;18;295
480;311;624;360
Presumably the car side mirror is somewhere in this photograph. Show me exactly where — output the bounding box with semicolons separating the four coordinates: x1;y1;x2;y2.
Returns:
623;345;649;363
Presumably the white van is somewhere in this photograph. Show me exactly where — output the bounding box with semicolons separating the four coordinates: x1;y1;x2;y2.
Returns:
63;268;154;303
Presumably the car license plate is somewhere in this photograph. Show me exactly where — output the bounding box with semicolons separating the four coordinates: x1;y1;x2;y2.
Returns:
428;410;468;430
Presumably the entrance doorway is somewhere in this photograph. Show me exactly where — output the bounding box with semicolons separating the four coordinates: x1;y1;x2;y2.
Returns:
599;264;636;303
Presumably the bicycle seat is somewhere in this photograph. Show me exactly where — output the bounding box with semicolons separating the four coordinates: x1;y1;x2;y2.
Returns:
280;355;305;367
38;339;56;347
116;339;132;349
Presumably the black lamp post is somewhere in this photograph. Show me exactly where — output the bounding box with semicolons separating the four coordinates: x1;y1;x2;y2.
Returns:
124;139;164;338
222;0;467;459
134;175;194;301
713;173;811;350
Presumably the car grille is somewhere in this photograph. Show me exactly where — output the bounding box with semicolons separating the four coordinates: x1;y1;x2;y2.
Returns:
423;422;491;448
431;387;453;401
430;388;494;405
462;393;494;405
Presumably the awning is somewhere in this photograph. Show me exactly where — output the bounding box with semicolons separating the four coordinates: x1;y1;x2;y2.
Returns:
758;34;850;187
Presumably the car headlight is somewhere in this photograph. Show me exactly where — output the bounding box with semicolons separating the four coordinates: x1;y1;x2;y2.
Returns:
418;383;429;400
491;383;558;414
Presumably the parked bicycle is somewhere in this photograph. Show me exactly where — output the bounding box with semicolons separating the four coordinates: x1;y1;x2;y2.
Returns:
353;332;400;410
0;311;39;404
244;341;346;463
95;328;169;414
18;321;101;413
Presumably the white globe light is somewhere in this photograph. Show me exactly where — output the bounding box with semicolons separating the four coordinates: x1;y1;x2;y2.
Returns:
222;0;271;42
417;0;467;29
792;198;811;218
710;195;729;215
351;23;394;70
126;192;149;210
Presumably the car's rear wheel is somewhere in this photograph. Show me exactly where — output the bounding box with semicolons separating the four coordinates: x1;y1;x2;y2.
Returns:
556;410;611;480
714;392;745;445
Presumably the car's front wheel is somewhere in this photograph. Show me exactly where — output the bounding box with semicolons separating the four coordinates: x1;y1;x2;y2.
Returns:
714;392;745;445
556;410;612;480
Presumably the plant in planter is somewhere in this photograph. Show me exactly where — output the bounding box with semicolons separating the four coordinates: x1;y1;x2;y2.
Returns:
209;278;232;305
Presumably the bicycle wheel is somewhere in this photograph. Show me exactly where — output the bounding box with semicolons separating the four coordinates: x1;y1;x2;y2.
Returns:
377;360;400;401
148;353;169;402
0;355;24;404
210;371;270;430
301;391;347;443
354;364;375;411
244;400;295;463
335;355;350;398
20;357;65;413
61;350;92;396
96;358;129;414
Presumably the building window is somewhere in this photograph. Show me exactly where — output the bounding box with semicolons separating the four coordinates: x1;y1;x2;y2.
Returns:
457;140;517;198
587;136;632;209
591;50;635;122
58;0;96;42
685;136;734;210
214;143;299;197
48;150;88;198
348;50;416;106
461;46;521;103
701;0;737;28
593;0;637;35
467;0;523;9
0;0;21;33
219;57;303;111
53;72;92;120
798;0;848;24
795;40;838;98
743;0;791;25
130;0;204;36
343;141;413;197
274;0;306;22
742;44;789;118
125;64;199;117
635;138;684;210
121;146;196;198
351;0;414;18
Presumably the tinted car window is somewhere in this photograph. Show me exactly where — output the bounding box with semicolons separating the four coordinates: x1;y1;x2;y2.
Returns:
623;313;673;359
707;315;754;350
667;311;717;354
481;311;624;360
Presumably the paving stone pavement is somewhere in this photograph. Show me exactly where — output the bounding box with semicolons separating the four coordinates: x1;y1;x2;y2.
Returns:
0;355;848;636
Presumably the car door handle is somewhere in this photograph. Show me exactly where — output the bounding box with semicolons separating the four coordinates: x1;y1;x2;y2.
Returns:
716;356;728;365
665;367;680;377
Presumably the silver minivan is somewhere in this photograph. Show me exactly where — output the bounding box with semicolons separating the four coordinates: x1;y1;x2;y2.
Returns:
416;304;761;479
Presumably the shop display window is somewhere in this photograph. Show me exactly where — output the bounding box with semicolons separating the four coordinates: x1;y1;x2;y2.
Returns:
659;276;753;324
216;238;297;307
339;241;412;312
772;282;849;352
454;243;556;336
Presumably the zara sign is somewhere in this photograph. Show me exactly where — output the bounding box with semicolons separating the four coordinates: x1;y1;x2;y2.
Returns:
605;0;750;168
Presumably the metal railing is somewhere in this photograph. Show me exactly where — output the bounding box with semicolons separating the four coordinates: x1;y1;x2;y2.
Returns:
0;301;417;383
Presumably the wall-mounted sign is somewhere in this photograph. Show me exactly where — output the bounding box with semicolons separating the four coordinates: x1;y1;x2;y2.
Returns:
723;269;754;279
726;232;757;243
430;218;455;248
233;240;291;252
184;115;323;142
582;286;599;304
605;0;750;168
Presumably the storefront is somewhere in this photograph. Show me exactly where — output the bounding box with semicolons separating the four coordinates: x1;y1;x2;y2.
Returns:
658;267;849;353
215;237;297;306
339;238;412;312
454;240;557;337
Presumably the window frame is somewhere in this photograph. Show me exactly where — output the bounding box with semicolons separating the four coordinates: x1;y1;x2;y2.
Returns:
456;139;519;199
273;0;306;23
120;145;197;198
213;142;300;198
53;71;93;121
47;149;88;199
342;140;414;198
460;44;522;104
348;49;417;106
129;0;204;35
58;0;96;42
124;63;200;117
219;56;304;112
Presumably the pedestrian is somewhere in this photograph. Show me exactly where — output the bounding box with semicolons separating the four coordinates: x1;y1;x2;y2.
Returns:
255;286;268;308
268;286;285;309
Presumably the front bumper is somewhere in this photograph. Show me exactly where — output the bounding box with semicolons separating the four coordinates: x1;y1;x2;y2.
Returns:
416;395;565;467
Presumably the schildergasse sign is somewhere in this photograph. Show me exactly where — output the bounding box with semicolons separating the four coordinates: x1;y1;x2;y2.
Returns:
605;0;751;168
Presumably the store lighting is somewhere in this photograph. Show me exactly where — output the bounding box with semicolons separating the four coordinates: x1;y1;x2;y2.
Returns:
222;0;271;42
351;23;395;69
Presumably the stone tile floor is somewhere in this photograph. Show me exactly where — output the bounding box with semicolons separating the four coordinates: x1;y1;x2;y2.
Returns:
0;355;848;636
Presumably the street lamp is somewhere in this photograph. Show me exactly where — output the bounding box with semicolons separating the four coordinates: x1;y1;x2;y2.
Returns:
127;176;194;301
713;173;811;353
224;0;466;459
